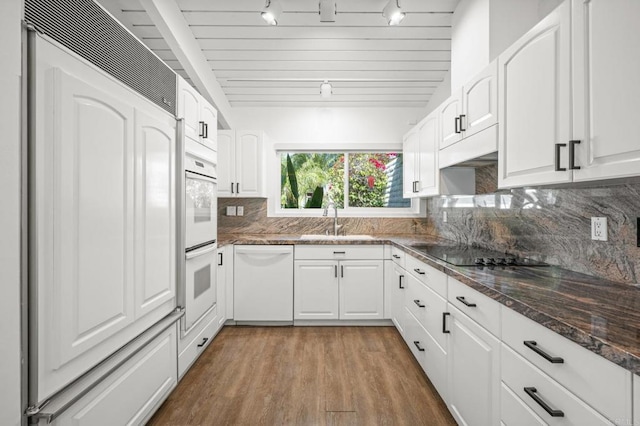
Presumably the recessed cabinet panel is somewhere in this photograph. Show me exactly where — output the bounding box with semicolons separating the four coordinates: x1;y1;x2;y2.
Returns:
463;61;498;139
134;110;176;319
572;0;640;182
439;94;463;149
498;2;572;188
50;68;136;372
294;261;340;320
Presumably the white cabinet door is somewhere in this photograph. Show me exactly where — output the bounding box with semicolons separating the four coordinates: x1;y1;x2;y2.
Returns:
439;92;463;149
402;129;419;198
462;61;498;139
235;130;263;197
447;305;500;426
134;109;176;319
498;1;572;188
217;130;234;197
216;248;227;328
294;261;339;320
416;112;439;196
38;67;137;399
177;80;201;142
339;260;384;320
572;0;640;182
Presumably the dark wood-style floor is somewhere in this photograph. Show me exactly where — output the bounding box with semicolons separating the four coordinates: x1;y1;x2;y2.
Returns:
148;326;456;426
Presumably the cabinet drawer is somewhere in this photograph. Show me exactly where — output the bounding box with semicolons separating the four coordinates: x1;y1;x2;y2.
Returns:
502;306;631;422
502;343;613;425
447;277;500;337
403;307;448;400
294;245;383;260
53;325;178;426
405;254;447;298
405;273;448;349
500;382;546;426
178;306;219;378
390;246;405;268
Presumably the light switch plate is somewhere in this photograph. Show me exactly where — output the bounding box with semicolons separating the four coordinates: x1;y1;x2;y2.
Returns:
591;217;607;241
237;206;244;216
226;206;237;216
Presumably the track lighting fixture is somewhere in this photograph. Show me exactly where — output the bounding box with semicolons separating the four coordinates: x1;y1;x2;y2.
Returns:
261;0;282;26
382;0;406;26
320;81;332;98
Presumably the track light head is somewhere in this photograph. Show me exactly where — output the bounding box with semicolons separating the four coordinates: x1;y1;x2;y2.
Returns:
382;0;406;26
261;0;283;25
320;81;332;98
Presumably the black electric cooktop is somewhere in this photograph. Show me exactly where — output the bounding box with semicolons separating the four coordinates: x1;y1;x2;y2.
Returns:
410;244;549;267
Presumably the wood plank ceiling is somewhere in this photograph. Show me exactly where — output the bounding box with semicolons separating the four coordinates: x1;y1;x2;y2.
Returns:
99;0;459;107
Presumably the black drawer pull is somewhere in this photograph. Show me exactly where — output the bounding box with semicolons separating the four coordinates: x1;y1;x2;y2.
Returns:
456;296;477;308
414;299;425;308
197;337;209;348
392;254;401;259
442;312;450;334
524;387;564;417
399;274;405;289
334;265;338;278
341;265;344;278
524;341;564;364
333;251;346;254
414;268;425;275
413;341;425;352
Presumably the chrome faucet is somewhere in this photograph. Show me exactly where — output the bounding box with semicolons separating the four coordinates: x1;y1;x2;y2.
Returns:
322;201;343;236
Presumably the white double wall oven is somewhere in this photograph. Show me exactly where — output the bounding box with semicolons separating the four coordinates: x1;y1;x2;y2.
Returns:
182;139;219;332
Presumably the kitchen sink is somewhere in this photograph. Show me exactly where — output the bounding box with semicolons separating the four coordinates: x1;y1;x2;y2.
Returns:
299;234;375;240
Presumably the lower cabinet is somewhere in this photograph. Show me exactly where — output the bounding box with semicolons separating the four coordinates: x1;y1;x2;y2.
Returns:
178;306;219;378
339;260;384;320
51;324;178;426
384;260;406;335
446;304;501;426
294;260;340;320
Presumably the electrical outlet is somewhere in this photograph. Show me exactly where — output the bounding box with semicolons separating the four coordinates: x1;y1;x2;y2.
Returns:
237;206;244;216
226;206;237;216
591;217;608;241
443;211;448;223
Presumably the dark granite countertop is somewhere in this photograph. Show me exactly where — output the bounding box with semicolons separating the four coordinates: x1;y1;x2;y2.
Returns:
219;233;640;375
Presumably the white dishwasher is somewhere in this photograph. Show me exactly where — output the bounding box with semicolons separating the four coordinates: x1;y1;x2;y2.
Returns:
234;245;294;322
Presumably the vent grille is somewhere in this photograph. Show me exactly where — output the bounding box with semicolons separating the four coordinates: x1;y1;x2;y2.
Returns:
25;0;176;115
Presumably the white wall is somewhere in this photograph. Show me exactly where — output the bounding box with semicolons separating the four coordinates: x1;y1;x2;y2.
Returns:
231;106;426;144
0;0;23;425
489;0;539;61
451;0;490;91
422;71;451;117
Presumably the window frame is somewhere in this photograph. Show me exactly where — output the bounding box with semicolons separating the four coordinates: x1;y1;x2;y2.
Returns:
267;143;425;218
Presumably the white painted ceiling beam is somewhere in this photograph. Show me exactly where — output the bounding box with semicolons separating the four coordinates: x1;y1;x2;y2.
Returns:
172;0;458;13
213;70;446;80
138;0;234;128
220;81;441;88
224;87;437;95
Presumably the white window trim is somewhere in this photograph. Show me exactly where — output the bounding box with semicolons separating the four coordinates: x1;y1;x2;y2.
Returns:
266;143;425;218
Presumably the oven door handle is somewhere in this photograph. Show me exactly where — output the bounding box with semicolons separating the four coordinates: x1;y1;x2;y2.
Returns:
185;243;217;260
185;170;217;183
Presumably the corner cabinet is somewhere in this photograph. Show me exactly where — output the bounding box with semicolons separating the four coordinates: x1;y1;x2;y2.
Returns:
217;130;266;198
177;76;217;151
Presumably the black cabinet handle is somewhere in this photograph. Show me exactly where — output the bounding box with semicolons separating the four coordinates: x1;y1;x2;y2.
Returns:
197;337;209;347
414;268;425;275
199;121;205;138
459;114;466;131
413;341;425;352
204;122;209;139
455;116;461;134
341;265;344;278
399;275;405;289
456;296;477;308
413;181;419;193
333;251;346;254
231;183;234;194
524;387;564;417
334;265;338;278
569;140;581;170
524;341;564;364
392;254;401;259
236;182;239;194
218;252;223;266
414;299;425;308
555;143;567;171
442;312;450;334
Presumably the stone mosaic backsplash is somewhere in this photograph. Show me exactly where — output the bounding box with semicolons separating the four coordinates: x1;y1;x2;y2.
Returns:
428;165;640;285
218;197;429;236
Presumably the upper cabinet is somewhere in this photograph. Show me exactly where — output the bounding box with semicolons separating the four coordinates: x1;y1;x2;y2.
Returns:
439;62;499;169
499;0;640;188
403;112;439;197
571;0;640;182
217;130;266;198
498;1;572;188
177;77;217;151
